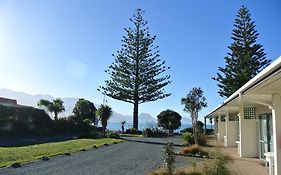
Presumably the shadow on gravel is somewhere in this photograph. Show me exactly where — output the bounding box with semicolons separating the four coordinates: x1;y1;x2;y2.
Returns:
0;135;78;147
121;137;184;147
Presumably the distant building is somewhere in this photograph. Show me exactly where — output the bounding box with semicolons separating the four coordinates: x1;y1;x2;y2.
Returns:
0;97;17;106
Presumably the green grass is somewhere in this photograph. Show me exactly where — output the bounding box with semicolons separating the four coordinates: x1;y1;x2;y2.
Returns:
0;138;122;167
120;133;143;137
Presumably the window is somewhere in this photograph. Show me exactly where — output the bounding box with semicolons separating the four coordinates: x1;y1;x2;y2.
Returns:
220;115;226;122
244;107;256;119
229;113;239;121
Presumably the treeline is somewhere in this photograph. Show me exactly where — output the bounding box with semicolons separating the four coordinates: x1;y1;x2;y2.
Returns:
0;98;100;136
0;104;53;136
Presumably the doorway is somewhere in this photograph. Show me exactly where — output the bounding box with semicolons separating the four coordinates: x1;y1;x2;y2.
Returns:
259;113;273;159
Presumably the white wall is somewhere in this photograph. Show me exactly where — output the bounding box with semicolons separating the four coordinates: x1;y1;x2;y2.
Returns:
218;116;225;141
239;106;259;158
226;119;239;147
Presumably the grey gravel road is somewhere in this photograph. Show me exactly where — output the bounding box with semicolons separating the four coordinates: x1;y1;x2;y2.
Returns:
0;137;190;175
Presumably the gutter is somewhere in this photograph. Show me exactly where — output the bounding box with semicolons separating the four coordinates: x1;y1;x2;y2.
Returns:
205;55;281;118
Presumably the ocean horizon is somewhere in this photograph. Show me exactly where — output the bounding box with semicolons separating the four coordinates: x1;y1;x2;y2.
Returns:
106;122;213;132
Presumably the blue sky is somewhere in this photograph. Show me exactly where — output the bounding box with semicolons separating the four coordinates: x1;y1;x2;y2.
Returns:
0;0;280;122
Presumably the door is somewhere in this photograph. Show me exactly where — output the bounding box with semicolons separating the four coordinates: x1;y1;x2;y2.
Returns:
259;113;273;159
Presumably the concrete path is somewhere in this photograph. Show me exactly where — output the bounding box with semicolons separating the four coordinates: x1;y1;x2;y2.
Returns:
0;137;188;175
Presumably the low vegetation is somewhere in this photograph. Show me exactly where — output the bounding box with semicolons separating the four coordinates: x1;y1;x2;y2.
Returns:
182;132;207;146
120;133;143;138
143;128;167;138
180;144;208;157
149;143;234;175
0;138;122;167
106;131;120;139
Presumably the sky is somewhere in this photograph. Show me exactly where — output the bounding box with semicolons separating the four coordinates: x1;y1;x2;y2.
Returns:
0;0;280;123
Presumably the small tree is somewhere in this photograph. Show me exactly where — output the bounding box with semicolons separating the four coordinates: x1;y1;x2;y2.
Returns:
73;98;97;126
181;87;207;144
162;142;175;175
38;98;65;120
96;104;112;136
99;9;171;130
157;109;181;134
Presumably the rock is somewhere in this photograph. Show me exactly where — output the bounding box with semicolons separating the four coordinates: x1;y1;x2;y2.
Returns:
11;163;21;168
104;143;109;146
93;145;97;148
64;152;71;156
42;156;49;161
80;148;86;151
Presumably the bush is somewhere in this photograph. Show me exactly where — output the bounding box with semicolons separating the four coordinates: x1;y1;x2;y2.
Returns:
205;129;214;135
197;134;207;146
83;118;92;126
78;131;101;139
125;128;142;134
182;132;207;146
143;128;154;137
143;128;167;138
182;132;194;144
180;128;193;134
106;131;120;139
0;104;53;136
203;153;233;175
181;144;208;156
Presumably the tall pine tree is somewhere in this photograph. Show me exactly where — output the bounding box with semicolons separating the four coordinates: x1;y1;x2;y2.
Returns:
100;9;171;130
213;6;271;98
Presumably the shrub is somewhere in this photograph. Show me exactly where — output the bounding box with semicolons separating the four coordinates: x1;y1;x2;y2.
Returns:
83;118;92;126
143;128;154;137
174;171;201;175
182;132;207;146
143;128;167;138
181;144;208;156
180;128;193;134
182;132;194;144
205;128;214;135
106;131;120;139
0;104;53;136
78;131;101;139
125;128;142;134
203;152;233;175
197;134;207;146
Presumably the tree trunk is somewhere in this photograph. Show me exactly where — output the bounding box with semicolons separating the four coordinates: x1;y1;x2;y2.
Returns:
133;100;138;130
192;113;198;144
103;127;106;137
193;112;199;145
54;112;58;121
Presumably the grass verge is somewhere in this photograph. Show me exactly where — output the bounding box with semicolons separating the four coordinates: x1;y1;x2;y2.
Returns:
0;138;122;167
120;134;143;137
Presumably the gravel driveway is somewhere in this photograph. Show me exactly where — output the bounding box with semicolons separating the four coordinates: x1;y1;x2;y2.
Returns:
0;136;189;175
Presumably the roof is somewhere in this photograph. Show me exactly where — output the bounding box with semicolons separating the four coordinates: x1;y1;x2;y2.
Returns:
0;97;17;105
206;55;281;118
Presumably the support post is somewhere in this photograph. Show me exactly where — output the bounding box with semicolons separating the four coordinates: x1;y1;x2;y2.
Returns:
272;95;281;175
204;117;207;134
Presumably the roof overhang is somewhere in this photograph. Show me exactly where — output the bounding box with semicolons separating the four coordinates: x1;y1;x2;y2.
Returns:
206;55;281;118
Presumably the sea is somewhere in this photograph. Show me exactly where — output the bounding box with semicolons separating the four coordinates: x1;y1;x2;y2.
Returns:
106;122;212;132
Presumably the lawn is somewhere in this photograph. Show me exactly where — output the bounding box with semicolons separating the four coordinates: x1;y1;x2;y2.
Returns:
0;138;122;167
120;133;143;137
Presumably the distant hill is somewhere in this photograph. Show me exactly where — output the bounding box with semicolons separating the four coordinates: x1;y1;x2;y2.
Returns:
0;88;159;124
